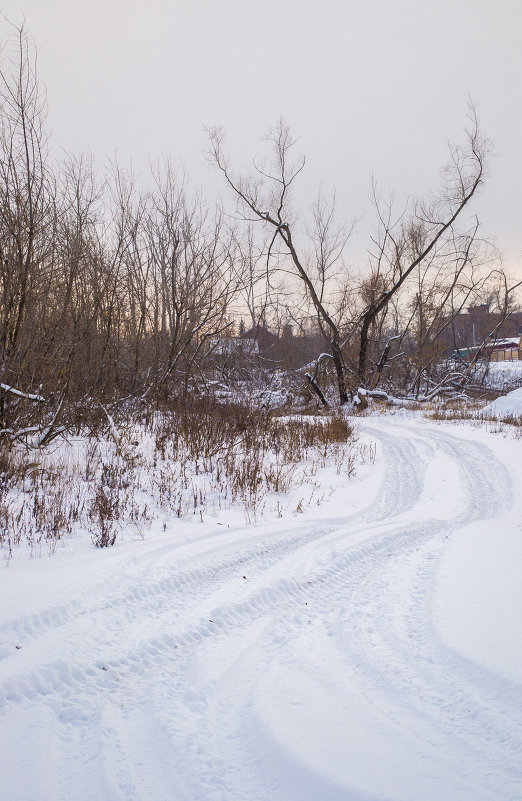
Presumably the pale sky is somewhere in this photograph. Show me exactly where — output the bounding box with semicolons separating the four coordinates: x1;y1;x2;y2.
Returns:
1;0;521;275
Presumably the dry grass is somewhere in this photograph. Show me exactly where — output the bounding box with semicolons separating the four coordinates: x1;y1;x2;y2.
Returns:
0;400;365;556
425;399;522;437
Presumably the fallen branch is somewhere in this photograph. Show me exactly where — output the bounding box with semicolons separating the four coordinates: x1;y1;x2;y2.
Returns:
0;383;46;402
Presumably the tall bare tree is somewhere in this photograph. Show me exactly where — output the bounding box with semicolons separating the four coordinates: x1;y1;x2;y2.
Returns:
209;121;354;403
209;111;517;405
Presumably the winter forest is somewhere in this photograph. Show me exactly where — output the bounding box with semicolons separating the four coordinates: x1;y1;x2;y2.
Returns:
1;17;522;801
1;26;521;433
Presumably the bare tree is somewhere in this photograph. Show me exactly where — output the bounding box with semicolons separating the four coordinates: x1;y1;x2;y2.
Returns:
354;110;488;384
209;121;355;403
131;161;244;399
0;23;57;436
209;110;518;405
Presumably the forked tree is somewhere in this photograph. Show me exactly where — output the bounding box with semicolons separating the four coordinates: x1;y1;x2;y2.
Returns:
209;113;516;405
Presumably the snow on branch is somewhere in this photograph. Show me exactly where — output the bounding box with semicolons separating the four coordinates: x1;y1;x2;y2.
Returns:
299;353;334;372
102;406;121;447
1;383;46;402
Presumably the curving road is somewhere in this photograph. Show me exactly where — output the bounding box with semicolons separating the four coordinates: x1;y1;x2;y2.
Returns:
0;417;521;801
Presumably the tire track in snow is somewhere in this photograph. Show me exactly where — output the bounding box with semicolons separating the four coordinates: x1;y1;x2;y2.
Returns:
1;419;520;800
0;414;424;695
243;421;521;801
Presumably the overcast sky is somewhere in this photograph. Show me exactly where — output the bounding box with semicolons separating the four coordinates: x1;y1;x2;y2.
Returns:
1;0;521;275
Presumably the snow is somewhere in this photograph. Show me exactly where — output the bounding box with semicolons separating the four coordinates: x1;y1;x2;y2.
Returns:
483;386;522;419
483;359;522;390
1;416;522;800
435;515;522;684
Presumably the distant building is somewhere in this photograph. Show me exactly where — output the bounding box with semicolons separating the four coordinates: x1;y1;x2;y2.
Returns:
487;337;522;362
238;325;279;357
454;336;522;362
448;308;522;355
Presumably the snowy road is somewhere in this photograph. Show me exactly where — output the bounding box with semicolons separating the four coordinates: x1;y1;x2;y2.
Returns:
1;417;521;801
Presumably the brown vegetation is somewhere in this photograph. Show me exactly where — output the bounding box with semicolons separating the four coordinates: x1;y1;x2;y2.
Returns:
0;396;365;555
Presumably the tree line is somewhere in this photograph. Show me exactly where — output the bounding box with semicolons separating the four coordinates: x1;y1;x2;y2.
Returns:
0;25;520;445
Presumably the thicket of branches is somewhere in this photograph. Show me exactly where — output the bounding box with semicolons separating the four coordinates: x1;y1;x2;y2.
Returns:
209;120;521;407
1;25;520;448
0;27;251;444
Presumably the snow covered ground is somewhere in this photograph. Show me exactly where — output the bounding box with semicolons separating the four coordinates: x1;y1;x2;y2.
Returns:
483;386;522;420
483;359;522;390
1;415;521;801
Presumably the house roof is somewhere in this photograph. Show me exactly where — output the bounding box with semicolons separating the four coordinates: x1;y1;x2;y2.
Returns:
238;326;279;349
